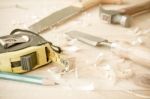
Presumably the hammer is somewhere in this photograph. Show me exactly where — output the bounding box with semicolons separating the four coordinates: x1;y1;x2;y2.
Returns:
99;1;150;27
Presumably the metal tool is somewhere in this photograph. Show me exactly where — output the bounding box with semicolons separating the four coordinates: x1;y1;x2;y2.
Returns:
66;31;150;68
0;35;29;48
99;0;150;27
29;0;123;33
0;29;70;73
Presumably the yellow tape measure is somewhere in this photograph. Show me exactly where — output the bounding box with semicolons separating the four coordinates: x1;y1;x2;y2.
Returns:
0;29;69;73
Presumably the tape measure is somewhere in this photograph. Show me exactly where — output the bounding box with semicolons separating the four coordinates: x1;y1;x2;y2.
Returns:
0;29;69;73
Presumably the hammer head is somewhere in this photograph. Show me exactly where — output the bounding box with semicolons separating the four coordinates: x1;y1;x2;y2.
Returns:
99;7;132;27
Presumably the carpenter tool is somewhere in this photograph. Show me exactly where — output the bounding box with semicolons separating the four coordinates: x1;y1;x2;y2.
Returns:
99;0;150;27
0;72;58;86
29;0;123;33
66;31;150;68
0;29;70;73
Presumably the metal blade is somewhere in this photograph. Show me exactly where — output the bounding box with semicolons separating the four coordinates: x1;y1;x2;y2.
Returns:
66;31;109;46
29;6;81;33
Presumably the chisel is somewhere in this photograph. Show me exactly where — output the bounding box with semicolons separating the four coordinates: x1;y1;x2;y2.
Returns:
66;31;150;68
29;0;123;33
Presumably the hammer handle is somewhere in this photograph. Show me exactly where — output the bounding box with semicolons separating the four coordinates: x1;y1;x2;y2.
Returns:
112;43;150;68
81;0;122;10
120;1;150;15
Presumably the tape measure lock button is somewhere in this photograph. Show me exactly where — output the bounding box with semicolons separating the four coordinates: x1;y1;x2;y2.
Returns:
21;52;37;71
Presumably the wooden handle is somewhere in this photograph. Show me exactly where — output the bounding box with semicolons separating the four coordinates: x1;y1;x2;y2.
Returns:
112;42;150;68
100;0;123;4
128;46;150;68
120;1;150;15
81;0;123;10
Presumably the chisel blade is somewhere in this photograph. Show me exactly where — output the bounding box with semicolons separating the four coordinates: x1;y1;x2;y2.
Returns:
66;31;109;46
29;6;81;33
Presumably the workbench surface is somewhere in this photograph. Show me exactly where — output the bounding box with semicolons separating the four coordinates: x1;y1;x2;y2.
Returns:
0;0;150;99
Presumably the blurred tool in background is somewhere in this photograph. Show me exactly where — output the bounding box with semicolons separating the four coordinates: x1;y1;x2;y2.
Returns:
100;0;150;27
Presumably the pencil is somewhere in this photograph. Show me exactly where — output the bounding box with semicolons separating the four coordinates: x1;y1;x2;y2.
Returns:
0;72;58;86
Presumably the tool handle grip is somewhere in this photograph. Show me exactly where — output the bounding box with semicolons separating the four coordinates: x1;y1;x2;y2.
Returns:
81;0;122;10
112;42;150;68
120;1;150;15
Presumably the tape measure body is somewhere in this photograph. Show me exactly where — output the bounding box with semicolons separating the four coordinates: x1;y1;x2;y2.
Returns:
0;29;68;73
